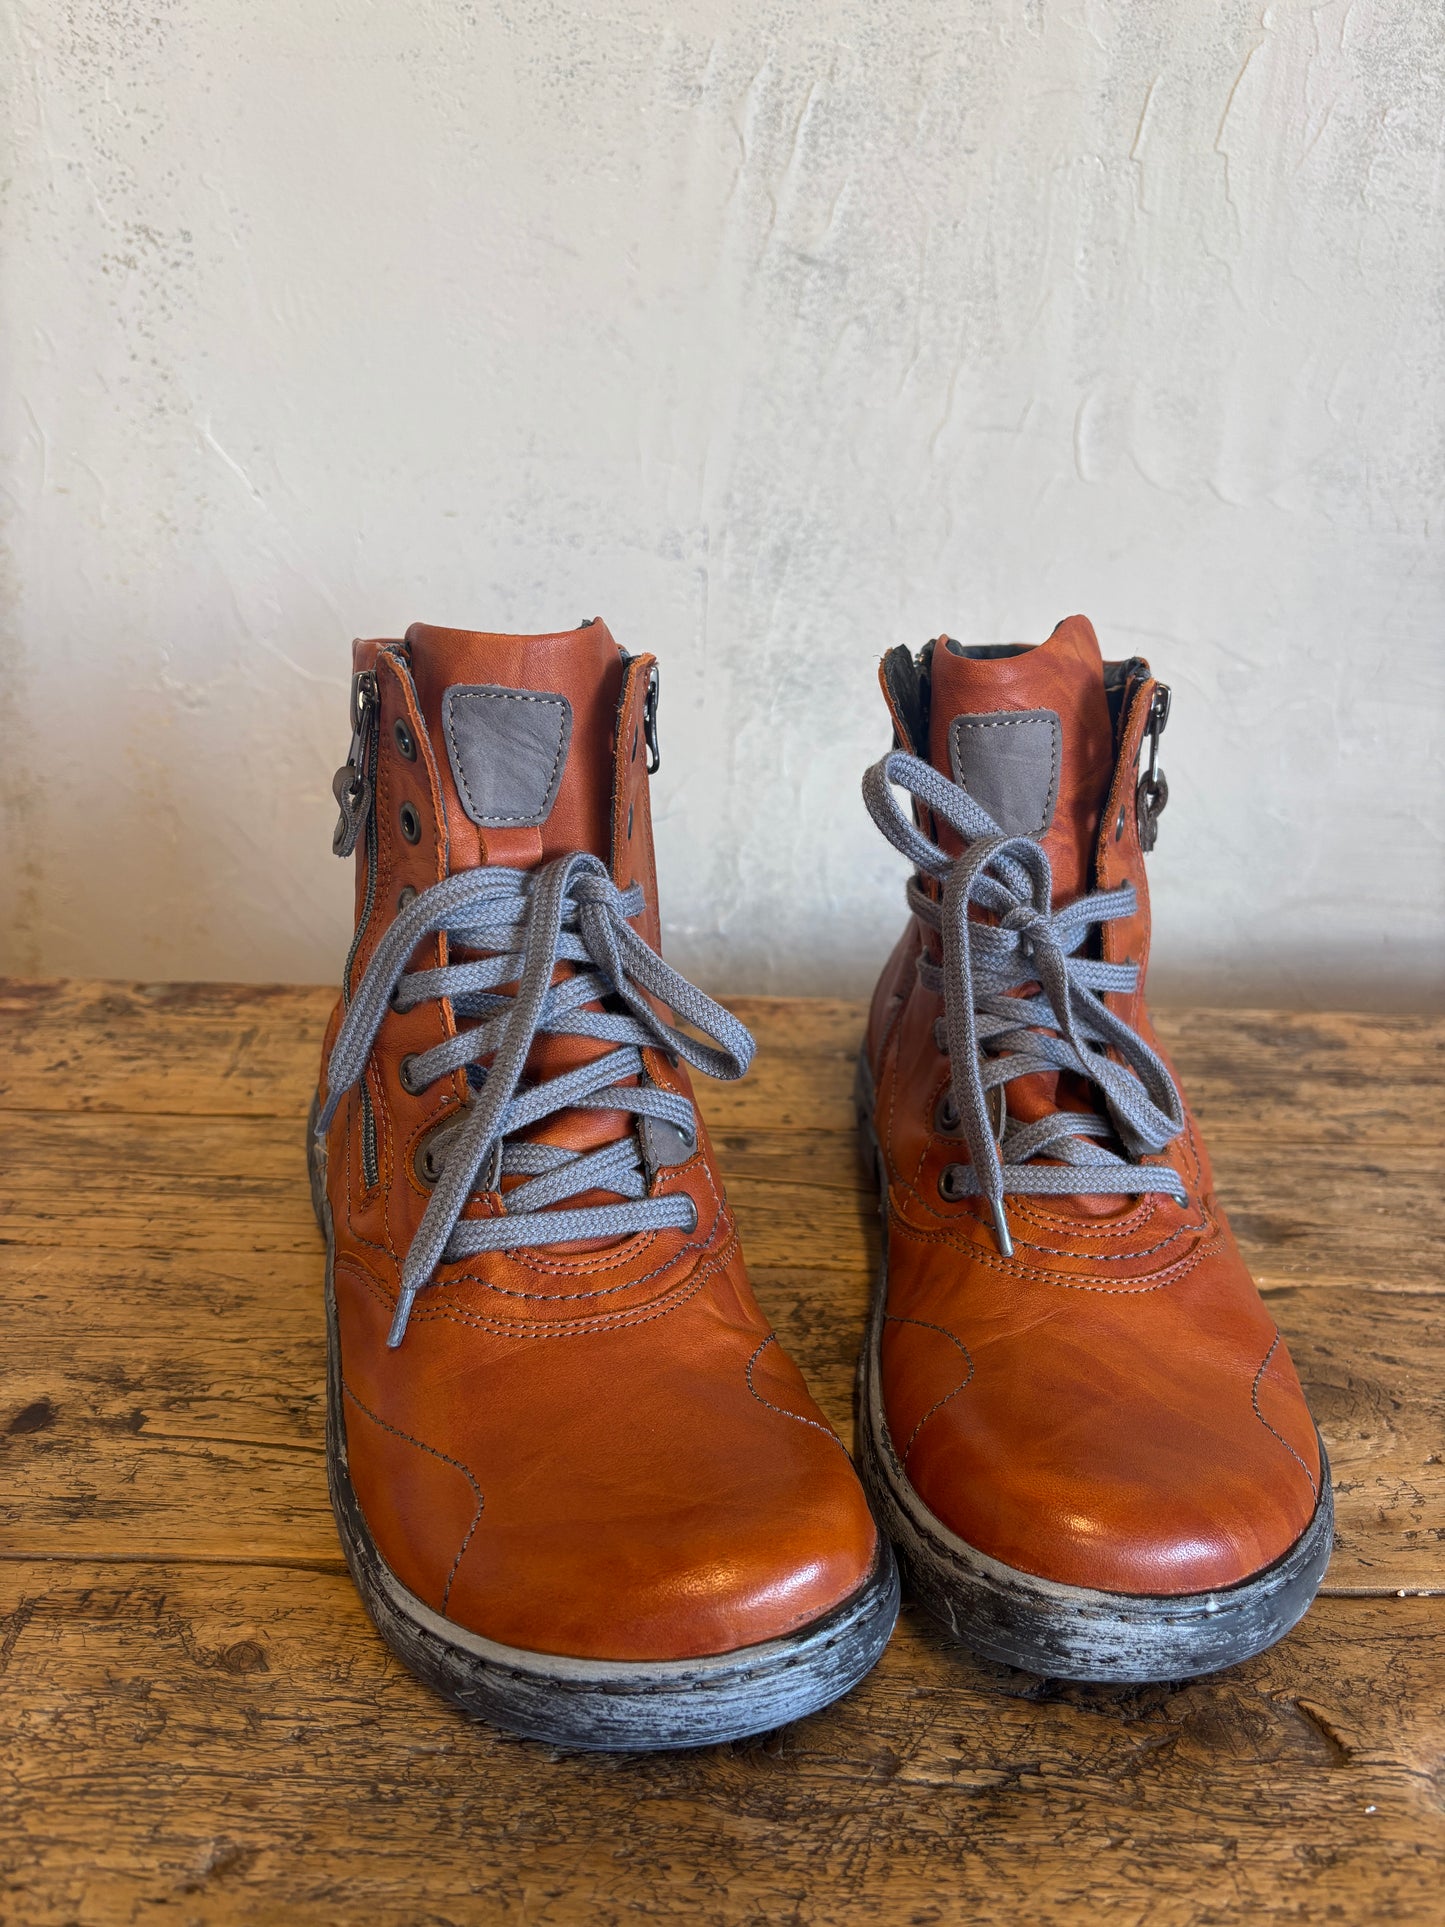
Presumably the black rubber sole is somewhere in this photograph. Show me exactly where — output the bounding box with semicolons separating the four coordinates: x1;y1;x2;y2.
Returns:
306;1096;900;1749
853;1054;1333;1683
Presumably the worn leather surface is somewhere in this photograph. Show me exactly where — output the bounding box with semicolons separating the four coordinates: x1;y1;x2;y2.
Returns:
321;619;877;1661
867;615;1322;1596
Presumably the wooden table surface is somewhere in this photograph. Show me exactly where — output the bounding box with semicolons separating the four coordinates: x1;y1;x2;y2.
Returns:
0;980;1441;1925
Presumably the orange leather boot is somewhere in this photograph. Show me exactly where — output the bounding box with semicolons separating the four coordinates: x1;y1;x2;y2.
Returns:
857;616;1330;1680
312;619;896;1748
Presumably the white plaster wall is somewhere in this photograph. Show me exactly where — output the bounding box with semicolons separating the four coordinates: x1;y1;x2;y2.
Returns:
1;0;1441;1007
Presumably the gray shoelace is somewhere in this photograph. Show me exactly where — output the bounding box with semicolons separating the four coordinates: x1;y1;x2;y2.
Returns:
319;853;755;1346
863;749;1187;1256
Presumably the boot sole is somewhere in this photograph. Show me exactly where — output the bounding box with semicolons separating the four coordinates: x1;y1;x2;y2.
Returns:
853;1053;1333;1683
306;1095;900;1749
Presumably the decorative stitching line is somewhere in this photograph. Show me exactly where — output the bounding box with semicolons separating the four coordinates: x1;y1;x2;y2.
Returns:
430;1169;724;1301
889;1211;1219;1294
885;1314;976;1461
946;1194;1209;1261
1250;1332;1319;1499
335;1229;739;1343
744;1334;848;1454
904;1109;1210;1260
341;1378;484;1613
437;1161;725;1298
884;1098;1213;1273
443;686;571;828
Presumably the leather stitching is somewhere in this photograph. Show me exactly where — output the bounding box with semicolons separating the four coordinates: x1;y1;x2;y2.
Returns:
1250;1332;1318;1499
885;1314;976;1461
744;1334;848;1455
888;1142;1210;1265
889;1210;1220;1293
335;1229;739;1341
444;687;570;827
433;1143;723;1296
436;1181;726;1303
906;1133;1209;1261
951;1196;1209;1261
341;1377;484;1613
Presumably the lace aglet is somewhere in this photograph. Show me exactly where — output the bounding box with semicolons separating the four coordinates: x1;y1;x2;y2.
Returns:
988;1196;1013;1259
386;1286;419;1349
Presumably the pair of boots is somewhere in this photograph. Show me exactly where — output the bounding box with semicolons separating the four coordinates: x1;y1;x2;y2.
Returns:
311;614;1330;1750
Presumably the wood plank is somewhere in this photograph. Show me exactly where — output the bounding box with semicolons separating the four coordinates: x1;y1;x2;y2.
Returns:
0;1247;335;1568
0;978;333;1118
1;980;1439;1293
2;1242;1441;1592
5;980;1439;1138
2;980;1442;1921
0;1565;1440;1925
715;1125;1445;1295
2;1097;1440;1293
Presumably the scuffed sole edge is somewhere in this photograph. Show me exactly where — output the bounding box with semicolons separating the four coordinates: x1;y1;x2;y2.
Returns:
306;1095;901;1749
853;1054;1334;1684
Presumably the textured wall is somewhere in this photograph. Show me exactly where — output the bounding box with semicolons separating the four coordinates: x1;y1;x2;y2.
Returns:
1;1;1441;1006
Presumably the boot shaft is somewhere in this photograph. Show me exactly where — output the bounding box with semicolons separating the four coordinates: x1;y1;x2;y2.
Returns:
338;618;662;1000
879;613;1170;1030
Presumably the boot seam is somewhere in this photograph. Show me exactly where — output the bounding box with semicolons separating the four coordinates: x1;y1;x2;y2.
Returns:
744;1335;848;1455
1250;1332;1319;1501
335;1229;739;1340
437;1163;725;1297
884;1314;976;1462
341;1377;485;1613
888;1213;1220;1292
887;1144;1211;1258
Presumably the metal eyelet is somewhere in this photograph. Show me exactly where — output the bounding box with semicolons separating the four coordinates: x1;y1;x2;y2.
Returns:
398;802;421;844
935;1093;959;1133
397;885;417;912
412;1116;457;1188
394;718;417;761
938;1164;965;1201
398;1054;425;1095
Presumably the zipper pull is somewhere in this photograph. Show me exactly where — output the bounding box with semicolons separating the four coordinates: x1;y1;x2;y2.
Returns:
332;670;378;857
643;664;661;774
1136;682;1171;853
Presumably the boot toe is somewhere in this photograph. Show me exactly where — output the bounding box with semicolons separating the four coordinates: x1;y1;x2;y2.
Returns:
443;1460;880;1662
887;1317;1322;1597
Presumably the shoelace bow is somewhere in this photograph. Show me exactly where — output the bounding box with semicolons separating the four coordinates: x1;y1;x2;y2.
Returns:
862;749;1187;1255
319;853;754;1345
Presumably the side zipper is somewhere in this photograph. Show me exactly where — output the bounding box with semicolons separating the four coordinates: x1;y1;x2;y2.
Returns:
332;668;381;1190
1136;682;1171;853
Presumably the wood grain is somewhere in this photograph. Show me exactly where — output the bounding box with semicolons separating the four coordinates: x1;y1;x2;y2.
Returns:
0;978;1441;1924
1;1567;1440;1926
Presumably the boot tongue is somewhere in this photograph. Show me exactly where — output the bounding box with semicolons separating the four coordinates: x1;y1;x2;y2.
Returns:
928;615;1124;1216
406;618;624;873
403;618;631;1201
927;614;1115;906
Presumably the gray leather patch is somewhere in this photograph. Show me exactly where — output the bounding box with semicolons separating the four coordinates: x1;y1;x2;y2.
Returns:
442;684;573;828
948;708;1062;835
